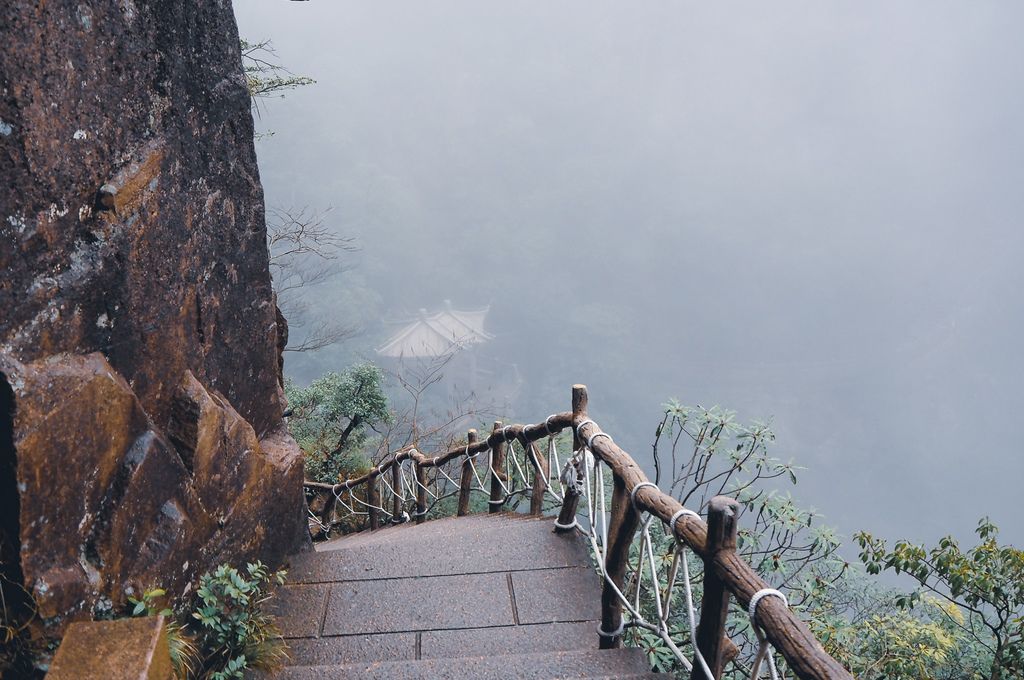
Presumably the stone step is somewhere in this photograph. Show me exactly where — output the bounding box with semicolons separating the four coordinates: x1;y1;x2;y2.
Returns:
315;512;551;552
288;515;589;583
261;647;654;679
282;621;597;667
270;566;601;638
317;512;555;552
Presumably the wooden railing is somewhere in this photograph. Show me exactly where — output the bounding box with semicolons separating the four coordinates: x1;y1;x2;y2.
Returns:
303;385;852;680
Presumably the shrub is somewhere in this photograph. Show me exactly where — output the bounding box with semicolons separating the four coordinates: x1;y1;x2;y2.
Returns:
191;562;289;679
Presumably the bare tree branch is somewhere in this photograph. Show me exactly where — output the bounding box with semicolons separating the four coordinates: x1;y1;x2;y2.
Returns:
267;206;359;354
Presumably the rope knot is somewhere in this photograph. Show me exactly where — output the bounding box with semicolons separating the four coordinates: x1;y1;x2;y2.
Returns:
668;507;700;537
748;588;788;623
748;588;788;680
629;482;657;511
596;620;625;638
543;414;557;435
574;418;596;438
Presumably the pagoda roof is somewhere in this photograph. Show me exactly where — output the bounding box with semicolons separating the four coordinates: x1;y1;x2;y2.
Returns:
376;302;494;358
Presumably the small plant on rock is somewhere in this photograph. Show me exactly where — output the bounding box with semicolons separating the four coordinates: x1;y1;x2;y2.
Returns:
128;588;199;679
191;562;288;679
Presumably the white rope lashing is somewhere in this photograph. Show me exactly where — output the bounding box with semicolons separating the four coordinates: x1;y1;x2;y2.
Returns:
588;430;613;449
505;433;533;491
542;415;567;498
348;488;390;517
630;482;657;510
671;508;714;680
548;435;566;498
379;467;399;500
306;505;329;531
408;450;440;502
433;462;460;489
487;446;513;498
397;458;418;504
469;449;490;494
749;589;787;680
522;437;551;498
559;451;585;494
329;482;361;517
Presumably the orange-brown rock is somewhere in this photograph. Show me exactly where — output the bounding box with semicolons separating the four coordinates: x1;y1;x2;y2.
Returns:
48;615;173;680
1;354;307;630
0;0;310;641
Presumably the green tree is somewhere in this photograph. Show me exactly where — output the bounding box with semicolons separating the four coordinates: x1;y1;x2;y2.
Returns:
285;363;390;483
809;567;990;679
856;518;1024;679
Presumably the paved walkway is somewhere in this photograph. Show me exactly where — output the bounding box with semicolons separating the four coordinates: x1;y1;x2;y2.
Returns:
264;513;668;679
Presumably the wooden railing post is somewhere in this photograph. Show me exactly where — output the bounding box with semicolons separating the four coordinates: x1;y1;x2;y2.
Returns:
391;460;403;523
457;429;478;516
414;455;428;524
488;421;506;513
367;475;380;530
600;474;641;649
319;489;337;533
528;439;547;516
691;496;740;679
555;385;587;533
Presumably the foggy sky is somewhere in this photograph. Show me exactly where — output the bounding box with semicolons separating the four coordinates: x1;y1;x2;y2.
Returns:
235;2;1024;548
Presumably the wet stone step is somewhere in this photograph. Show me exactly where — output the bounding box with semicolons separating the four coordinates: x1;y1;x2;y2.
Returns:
261;647;654;680
283;633;416;667
420;621;597;660
511;567;602;624
313;512;553;552
264;513;658;679
279;621;598;667
322;571;514;636
289;517;590;582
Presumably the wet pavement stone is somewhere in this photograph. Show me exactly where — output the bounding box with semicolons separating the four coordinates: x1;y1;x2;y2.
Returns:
268;583;330;638
420;621;596;659
261;514;657;678
322;572;514;635
512;567;603;624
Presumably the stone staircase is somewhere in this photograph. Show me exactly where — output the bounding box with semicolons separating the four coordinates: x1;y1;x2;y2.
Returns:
263;513;668;679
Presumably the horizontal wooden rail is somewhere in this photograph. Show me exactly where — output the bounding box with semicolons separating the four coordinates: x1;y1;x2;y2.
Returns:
303;412;573;493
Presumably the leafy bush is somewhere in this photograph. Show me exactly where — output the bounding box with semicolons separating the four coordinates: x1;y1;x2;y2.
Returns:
191;562;289;679
111;562;288;679
856;518;1024;679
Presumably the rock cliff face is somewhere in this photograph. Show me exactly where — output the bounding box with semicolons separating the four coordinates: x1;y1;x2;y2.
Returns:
0;0;309;633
